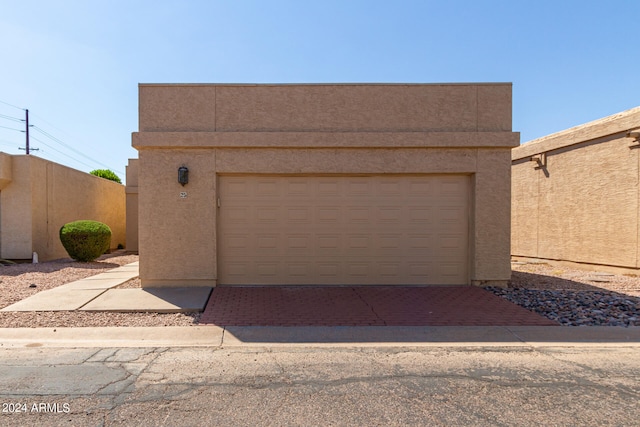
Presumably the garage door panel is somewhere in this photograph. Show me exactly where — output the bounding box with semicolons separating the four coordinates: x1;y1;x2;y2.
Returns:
286;179;311;195
286;207;311;222
219;175;469;285
378;181;403;196
256;206;280;223
440;263;466;284
377;207;403;223
347;263;371;277
288;263;312;277
377;234;402;250
286;234;312;250
378;263;400;277
256;180;280;196
408;207;432;223
407;182;433;194
256;262;278;277
225;207;250;222
318;263;340;278
317;234;342;251
256;234;279;250
318;180;341;196
317;207;341;223
225;179;252;197
226;234;250;250
347;207;372;223
439;206;465;219
407;262;432;276
226;261;251;278
346;180;372;196
347;234;370;249
408;234;433;249
439;233;465;248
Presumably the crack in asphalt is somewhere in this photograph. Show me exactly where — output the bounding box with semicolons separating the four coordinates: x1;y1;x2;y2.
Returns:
107;370;640;399
2;346;639;422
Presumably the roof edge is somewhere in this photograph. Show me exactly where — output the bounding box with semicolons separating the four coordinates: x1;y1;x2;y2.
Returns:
513;106;640;161
138;82;513;87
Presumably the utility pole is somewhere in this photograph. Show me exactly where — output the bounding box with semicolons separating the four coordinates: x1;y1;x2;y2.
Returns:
25;109;30;154
19;109;37;154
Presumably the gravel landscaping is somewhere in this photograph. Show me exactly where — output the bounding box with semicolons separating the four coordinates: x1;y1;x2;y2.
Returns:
488;261;640;327
0;253;199;328
1;254;639;327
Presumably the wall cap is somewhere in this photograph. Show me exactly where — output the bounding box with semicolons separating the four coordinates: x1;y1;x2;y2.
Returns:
132;131;519;150
513;106;640;161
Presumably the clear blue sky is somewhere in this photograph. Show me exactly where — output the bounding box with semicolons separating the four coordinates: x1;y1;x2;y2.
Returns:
1;0;638;183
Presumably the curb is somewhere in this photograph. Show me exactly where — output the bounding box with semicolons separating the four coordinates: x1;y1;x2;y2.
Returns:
0;326;639;349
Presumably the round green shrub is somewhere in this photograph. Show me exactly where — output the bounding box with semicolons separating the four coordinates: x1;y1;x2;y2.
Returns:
59;220;112;262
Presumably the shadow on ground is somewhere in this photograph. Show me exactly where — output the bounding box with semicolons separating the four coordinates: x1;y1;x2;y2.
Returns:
491;271;640;327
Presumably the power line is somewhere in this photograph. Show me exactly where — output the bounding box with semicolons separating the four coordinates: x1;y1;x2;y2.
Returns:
0;140;21;149
0;124;23;132
30;112;73;137
0;113;23;123
31;125;124;175
0;99;24;111
30;135;96;170
1;103;125;175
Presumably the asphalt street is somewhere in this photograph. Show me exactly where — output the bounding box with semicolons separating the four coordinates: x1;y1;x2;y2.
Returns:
0;343;638;426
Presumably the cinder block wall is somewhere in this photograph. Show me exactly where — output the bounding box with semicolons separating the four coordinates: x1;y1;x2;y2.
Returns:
512;106;640;269
0;153;126;261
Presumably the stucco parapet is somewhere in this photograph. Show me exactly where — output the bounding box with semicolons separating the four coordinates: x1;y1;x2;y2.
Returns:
132;131;519;150
139;83;513;132
513;106;640;161
0;152;13;190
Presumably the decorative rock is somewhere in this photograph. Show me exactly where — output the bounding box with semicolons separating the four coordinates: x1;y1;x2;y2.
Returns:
487;287;640;327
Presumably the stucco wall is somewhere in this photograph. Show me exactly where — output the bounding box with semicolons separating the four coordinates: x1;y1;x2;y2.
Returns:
0;153;126;261
511;106;640;269
134;83;519;287
0;154;33;257
125;159;139;253
138;83;513;132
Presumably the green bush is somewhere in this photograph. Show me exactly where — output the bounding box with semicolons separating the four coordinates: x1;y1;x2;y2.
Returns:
59;220;112;262
89;169;122;184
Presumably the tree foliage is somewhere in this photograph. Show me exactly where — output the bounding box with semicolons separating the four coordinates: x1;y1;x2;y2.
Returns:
90;169;122;184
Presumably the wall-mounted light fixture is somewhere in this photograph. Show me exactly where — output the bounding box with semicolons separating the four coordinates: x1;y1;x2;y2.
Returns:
627;129;640;142
178;166;189;186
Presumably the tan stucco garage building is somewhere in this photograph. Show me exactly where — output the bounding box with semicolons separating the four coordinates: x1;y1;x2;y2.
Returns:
131;83;518;288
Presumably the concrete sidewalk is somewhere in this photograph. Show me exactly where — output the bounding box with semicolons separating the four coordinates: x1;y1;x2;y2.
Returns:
0;262;211;313
0;325;638;348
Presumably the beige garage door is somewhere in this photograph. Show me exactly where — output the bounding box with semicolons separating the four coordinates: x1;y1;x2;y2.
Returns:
218;175;469;285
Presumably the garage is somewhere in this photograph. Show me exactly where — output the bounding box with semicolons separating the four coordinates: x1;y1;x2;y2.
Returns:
218;174;469;285
132;83;518;288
